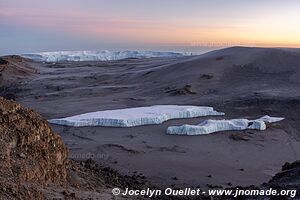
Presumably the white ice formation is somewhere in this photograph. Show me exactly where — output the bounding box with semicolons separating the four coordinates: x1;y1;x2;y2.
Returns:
22;50;188;62
258;115;285;123
167;115;285;135
48;105;224;127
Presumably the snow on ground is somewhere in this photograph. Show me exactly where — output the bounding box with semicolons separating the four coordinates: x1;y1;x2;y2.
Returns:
258;115;285;123
22;50;189;62
167;115;285;135
48;105;224;127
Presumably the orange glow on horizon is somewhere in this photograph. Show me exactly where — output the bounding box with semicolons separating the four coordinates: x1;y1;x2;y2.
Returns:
1;5;300;49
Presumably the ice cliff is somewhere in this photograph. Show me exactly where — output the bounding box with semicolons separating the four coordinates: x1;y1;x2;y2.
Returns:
48;105;224;127
22;50;188;62
167;115;285;135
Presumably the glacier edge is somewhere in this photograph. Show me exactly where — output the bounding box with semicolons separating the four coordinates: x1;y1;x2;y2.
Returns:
167;115;285;135
48;105;225;127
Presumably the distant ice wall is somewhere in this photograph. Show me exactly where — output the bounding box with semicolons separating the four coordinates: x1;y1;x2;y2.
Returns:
167;115;284;135
22;50;189;62
48;105;224;127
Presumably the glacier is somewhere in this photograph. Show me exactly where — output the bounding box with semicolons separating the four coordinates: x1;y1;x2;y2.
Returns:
258;115;285;123
21;50;189;62
48;105;224;127
167;115;285;135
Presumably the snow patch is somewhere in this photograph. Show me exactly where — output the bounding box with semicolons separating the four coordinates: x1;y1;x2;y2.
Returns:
258;115;285;123
48;105;224;127
167;115;284;135
22;50;189;62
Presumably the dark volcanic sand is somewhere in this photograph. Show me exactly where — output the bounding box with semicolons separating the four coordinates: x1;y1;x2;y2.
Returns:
3;47;300;189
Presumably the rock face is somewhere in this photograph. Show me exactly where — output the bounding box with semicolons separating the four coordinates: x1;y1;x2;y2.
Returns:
0;98;141;199
48;105;224;127
269;160;300;190
167;116;284;135
0;97;68;185
0;58;9;65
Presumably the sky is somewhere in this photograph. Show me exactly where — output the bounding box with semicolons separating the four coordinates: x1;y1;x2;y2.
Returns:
1;0;300;55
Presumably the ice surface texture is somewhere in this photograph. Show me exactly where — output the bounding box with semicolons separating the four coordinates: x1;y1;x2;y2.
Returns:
22;50;188;62
48;105;224;127
167;115;285;135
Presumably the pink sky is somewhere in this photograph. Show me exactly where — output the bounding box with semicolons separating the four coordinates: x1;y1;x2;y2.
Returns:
1;0;300;54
